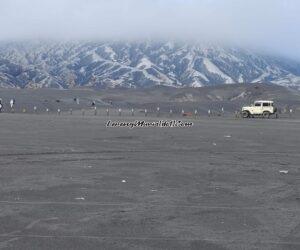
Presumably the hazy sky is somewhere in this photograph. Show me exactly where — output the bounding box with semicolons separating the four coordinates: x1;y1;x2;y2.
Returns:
0;0;300;59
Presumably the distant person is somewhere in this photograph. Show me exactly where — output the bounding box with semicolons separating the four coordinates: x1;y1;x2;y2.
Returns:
10;99;15;109
74;97;79;104
0;103;2;113
235;110;239;118
10;98;15;112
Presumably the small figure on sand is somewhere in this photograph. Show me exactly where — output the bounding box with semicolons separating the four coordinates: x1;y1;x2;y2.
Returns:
10;98;15;112
10;99;15;109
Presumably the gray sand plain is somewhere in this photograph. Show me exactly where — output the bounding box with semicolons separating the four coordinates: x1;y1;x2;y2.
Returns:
0;113;299;249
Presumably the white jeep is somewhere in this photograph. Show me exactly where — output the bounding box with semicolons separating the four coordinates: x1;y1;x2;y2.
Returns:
242;100;277;118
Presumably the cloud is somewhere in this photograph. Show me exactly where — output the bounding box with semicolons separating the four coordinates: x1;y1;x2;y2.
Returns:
0;0;300;58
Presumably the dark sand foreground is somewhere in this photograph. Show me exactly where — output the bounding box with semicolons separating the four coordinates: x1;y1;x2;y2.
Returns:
0;113;299;249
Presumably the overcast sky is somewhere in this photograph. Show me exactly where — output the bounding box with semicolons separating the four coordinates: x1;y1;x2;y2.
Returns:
0;0;299;59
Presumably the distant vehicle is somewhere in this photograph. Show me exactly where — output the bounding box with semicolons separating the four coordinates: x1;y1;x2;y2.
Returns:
182;112;193;117
242;100;277;118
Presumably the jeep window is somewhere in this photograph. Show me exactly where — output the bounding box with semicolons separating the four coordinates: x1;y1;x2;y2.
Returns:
263;103;270;107
255;103;261;107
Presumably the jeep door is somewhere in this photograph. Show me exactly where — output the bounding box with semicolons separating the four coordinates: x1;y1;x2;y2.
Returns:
263;102;273;113
253;102;262;114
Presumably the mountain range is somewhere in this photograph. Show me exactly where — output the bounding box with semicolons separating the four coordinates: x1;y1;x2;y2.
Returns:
0;41;300;89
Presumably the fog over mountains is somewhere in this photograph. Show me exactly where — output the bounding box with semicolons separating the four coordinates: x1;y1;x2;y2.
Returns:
1;41;300;89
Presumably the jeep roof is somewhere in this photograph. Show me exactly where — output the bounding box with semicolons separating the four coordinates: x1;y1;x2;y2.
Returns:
255;100;274;104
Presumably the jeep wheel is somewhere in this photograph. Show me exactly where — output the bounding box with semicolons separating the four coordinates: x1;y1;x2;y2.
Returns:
263;111;270;119
242;111;250;118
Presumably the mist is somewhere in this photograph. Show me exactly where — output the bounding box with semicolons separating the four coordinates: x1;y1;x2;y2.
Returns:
0;0;300;59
